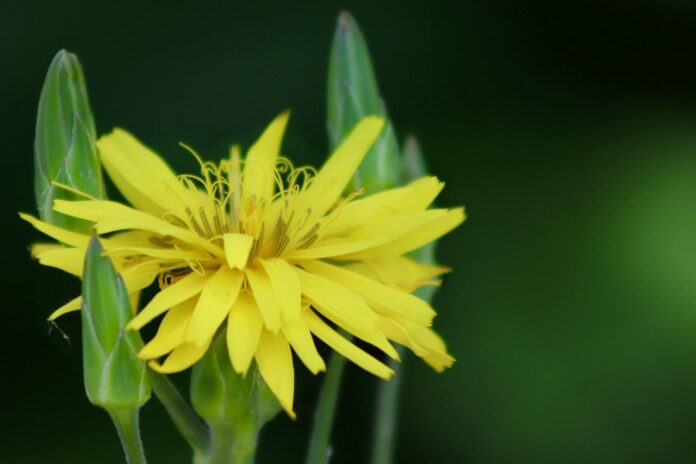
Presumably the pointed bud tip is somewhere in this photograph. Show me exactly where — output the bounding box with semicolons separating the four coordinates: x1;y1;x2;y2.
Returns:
337;11;356;32
51;49;79;69
87;235;103;253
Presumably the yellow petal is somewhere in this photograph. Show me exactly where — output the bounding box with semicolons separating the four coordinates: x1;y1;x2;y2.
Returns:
120;260;163;293
20;213;89;247
223;233;254;269
30;243;63;257
302;309;393;380
282;315;325;374
242;111;290;210
34;246;85;277
296;267;398;360
185;267;243;346
53;200;225;259
345;256;450;291
139;298;196;359
294;117;384;229
287;206;455;261
227;292;264;375
339;208;466;261
104;230;156;248
149;339;212;373
97;128;191;217
245;266;281;332
129;291;141;314
105;245;213;263
127;271;209;330
255;329;296;419
300;260;435;325
260;258;301;319
321;176;444;236
47;296;82;320
377;317;455;372
283;232;393;260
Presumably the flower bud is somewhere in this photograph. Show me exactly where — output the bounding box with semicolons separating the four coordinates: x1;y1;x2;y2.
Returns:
191;334;280;463
34;50;105;233
191;334;279;424
82;237;150;410
327;12;400;194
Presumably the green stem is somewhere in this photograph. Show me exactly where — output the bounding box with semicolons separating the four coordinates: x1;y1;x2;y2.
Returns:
109;408;147;464
305;346;349;464
148;370;210;452
369;346;406;464
193;421;257;464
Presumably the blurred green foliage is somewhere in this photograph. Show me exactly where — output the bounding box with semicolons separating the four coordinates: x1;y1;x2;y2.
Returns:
6;1;696;464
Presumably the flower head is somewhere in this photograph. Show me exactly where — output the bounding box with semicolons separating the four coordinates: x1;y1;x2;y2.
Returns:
22;113;464;416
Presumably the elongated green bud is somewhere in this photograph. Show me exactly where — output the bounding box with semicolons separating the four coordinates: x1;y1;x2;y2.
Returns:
327;11;400;194
34;50;105;232
401;136;429;185
82;237;150;410
191;334;279;463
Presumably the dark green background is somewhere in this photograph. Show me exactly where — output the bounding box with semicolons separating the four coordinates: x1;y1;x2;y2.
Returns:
5;1;696;463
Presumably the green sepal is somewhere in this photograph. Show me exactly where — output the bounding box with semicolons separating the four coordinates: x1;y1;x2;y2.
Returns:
191;333;280;463
34;50;105;233
327;12;400;194
82;237;150;410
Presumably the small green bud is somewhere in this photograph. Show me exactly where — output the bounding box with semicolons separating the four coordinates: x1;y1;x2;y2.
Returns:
191;334;280;463
34;50;105;233
191;334;279;425
327;12;400;194
82;237;150;410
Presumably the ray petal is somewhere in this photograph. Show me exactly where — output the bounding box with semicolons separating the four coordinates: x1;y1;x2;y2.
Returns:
47;296;82;320
296;267;398;360
19;213;89;248
149;339;212;373
97;128;191;217
139;298;196;359
245;266;281;332
255;329;296;418
260;258;301;319
185;267;243;346
300;259;435;325
227;292;264;375
127;271;209;330
302;309;393;380
294;117;384;228
242;111;290;209
282;314;325;374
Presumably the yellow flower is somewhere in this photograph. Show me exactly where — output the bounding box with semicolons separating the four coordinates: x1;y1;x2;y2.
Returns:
22;113;464;417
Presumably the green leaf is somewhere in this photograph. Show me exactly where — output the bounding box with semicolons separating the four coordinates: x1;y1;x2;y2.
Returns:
34;50;105;233
327;11;400;194
82;237;150;410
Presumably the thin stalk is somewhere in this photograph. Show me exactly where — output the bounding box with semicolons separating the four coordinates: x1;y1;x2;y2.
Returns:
369;346;406;464
148;370;210;452
109;408;147;464
370;238;438;464
305;346;349;464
